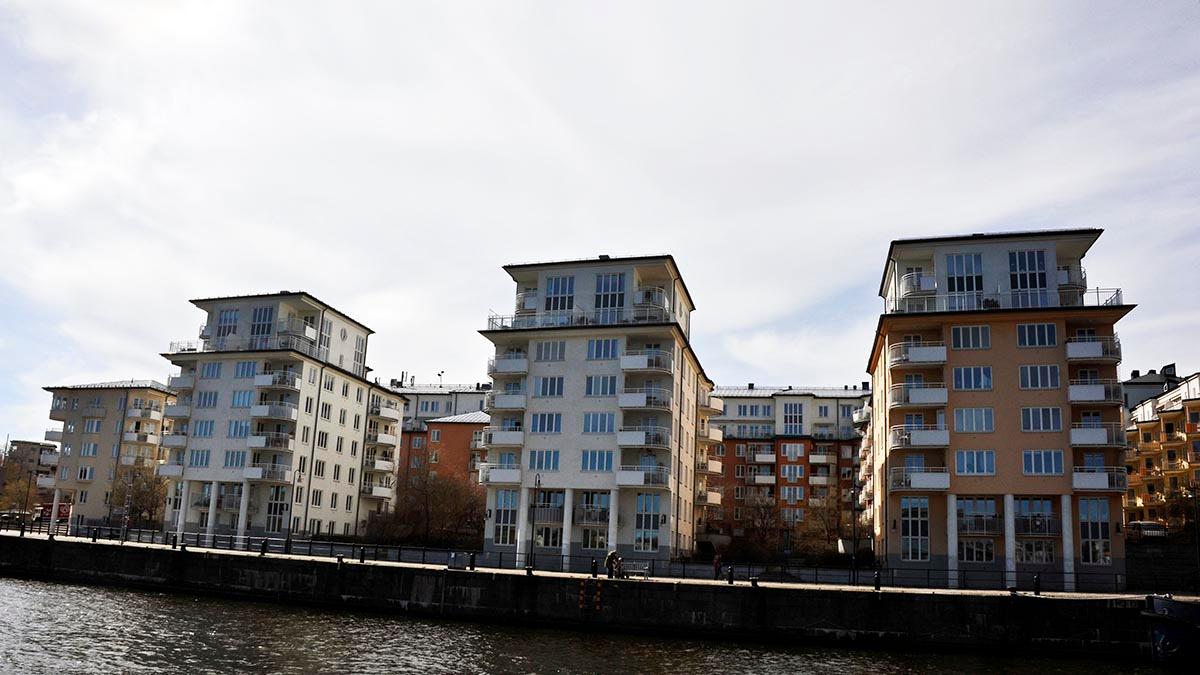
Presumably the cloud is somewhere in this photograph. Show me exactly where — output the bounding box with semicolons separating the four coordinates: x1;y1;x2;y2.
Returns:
1;1;1198;442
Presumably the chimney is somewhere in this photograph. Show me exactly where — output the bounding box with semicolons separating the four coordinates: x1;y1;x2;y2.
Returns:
1149;369;1157;375
1130;370;1140;379
862;381;870;391
599;254;611;260
844;385;849;390
1162;363;1177;376
748;383;755;390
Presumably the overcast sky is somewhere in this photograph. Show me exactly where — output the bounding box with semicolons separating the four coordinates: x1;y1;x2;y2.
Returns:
1;1;1198;443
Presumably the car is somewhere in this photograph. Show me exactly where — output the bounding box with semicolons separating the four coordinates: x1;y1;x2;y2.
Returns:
1127;520;1168;540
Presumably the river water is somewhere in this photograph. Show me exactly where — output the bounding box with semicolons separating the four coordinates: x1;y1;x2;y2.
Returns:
0;578;1151;673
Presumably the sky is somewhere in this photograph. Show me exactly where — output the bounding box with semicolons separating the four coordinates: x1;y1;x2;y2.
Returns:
1;1;1198;444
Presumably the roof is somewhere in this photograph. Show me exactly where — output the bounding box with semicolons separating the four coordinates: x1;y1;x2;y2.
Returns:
1123;371;1184;385
391;384;490;395
501;254;697;311
426;411;490;425
42;379;175;395
189;290;374;334
714;386;870;399
877;227;1103;297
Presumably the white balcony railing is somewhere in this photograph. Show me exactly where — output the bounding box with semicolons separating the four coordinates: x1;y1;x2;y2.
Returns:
1072;467;1128;491
486;306;678;331
617;426;671;448
888;383;948;407
1067;379;1123;404
477;463;522;484
898;272;937;296
487;354;529;376
168;335;321;359
888;467;950;490
618;387;672;410
483;426;524;446
244;463;291;482
254;370;303;390
887;288;1124;314
1070;423;1126;447
620;349;674;373
888;425;950;448
248;432;296;450
887;341;947;367
1066;336;1123;362
615;465;671;488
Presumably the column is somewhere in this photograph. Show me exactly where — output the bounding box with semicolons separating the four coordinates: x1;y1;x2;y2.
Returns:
50;488;61;536
560;488;574;568
1061;494;1075;592
176;480;189;540
204;480;218;546
1003;494;1016;588
608;488;620;552
946;494;958;589
237;479;251;545
514;486;530;568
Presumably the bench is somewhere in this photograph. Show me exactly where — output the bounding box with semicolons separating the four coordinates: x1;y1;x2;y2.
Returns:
621;562;649;580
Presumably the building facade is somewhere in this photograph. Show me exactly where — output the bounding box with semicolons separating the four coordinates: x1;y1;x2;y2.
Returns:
477;255;716;568
159;292;404;541
1;439;59;505
396;410;489;487
1122;364;1184;411
861;229;1133;590
1124;372;1200;525
42;381;176;529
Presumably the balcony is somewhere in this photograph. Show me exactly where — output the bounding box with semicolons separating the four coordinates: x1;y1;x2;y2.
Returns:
44;429;62;443
127;405;164;422
888;467;950;491
1072;467;1128;491
363;456;396;473
251;402;299;421
750;452;776;464
1066;336;1122;363
164;404;191;419
809;452;837;464
276;318;319;342
122;431;160;445
81;405;106;418
477;463;522;484
515;290;539;314
1070;423;1125;447
483;427;524;447
620;349;674;374
957;514;1002;535
573;506;609;525
487;354;529;376
119;455;154;468
214;496;259;513
888;342;947;368
533;506;565;525
696;458;723;475
167;374;195;390
698;393;725;416
244;463;291;482
366;431;398;448
1068;380;1123;405
162;432;188;448
403;419;428;433
485;307;677;331
167;334;320;359
725;428;774;440
485;391;527;411
617;426;671;449
886;288;1124;314
254;370;303;391
368;402;402;422
36;475;56;489
852;406;871;425
359;484;393;499
615;465;672;488
751;474;776;485
889;383;947;408
618;388;672;411
899;272;937;296
633;286;670;311
698;490;722;506
156;462;184;478
1014;514;1062;537
248;432;296;451
888;425;950;448
697;426;724;444
809;474;833;486
39;452;59;467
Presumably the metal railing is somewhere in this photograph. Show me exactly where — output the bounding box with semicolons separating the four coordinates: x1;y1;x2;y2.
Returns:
618;426;671;447
486;306;677;331
169;335;323;360
573;506;610;525
258;370;303;388
487;353;529;375
633;286;669;309
888;424;948;447
251;432;296;449
957;514;1002;535
898;272;936;296
887;341;946;365
249;463;290;481
1014;514;1062;536
1072;466;1129;489
618;465;671;486
1066;335;1122;360
1070;422;1126;446
532;506;565;524
621;349;673;371
887;466;948;489
886;288;1124;314
621;387;672;408
1067;379;1123;403
888;383;947;406
252;402;299;418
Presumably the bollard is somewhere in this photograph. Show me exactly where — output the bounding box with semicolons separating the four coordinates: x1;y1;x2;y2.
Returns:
1034;573;1041;596
92;528;98;543
469;552;476;571
726;565;734;586
171;534;177;549
874;571;881;592
18;521;25;538
260;539;268;557
359;547;366;564
750;577;759;588
591;558;598;578
284;536;292;555
180;543;187;553
526;565;534;577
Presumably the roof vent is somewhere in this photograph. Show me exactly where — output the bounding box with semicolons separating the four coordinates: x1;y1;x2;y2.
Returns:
748;383;755;390
1149;369;1157;375
599;254;611;260
862;381;870;391
1131;370;1140;379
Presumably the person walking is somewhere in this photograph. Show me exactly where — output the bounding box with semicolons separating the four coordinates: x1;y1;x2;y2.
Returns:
712;554;722;581
604;549;617;579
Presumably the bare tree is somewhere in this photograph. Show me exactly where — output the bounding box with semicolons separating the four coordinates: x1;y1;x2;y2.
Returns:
374;470;485;548
110;467;169;528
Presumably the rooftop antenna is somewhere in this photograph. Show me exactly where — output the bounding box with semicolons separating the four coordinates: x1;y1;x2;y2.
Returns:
437;370;445;387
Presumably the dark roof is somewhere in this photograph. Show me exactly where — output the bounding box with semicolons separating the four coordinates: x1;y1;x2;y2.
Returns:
1123;372;1184;385
501;254;697;311
189;291;374;334
43;379;175;395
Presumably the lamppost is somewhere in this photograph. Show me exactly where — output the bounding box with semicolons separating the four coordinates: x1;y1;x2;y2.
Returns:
21;470;35;535
526;472;542;573
850;478;860;585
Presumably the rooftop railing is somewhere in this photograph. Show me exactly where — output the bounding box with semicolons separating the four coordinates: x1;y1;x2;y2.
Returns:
886;288;1123;314
486;306;678;331
169;335;325;360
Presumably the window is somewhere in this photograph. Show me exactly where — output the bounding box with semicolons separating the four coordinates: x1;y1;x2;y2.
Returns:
1009;250;1049;307
951;325;991;350
1020;365;1061;389
780;486;804;502
320;402;332;420
323;375;335;392
223;450;247;468
80;442;98;457
317;431;329;449
84;419;102;434
231;391;254;408
955;450;995;475
493;489;518;545
234;361;257;378
959;539;994;563
187;449;211;467
216;309;239;337
953;408;994;433
311;490;323;507
587;338;619;360
333;464;341;481
192;420;215;437
634;493;661;552
430;429;441;442
533;526;563;548
1017;323;1057;347
782;403;803;435
1016;540;1055;564
946;253;984;309
781;443;804;461
528;450;560;471
582;412;614;434
734;465;746;478
1079;498;1112;565
250;306;275;346
530;413;562;434
582;528;608;550
345;495;353;512
781;464;805;481
227;420;250;438
953;366;992;391
900;497;930;561
1021;407;1062;432
411;436;424;449
594;272;626;323
534;341;566;362
581;450;613;472
544;275;575;311
585;375;617;397
818;405;830;417
199;362;222;379
196;391;218;408
534;377;564;397
314;459;326;478
1023;449;1064;475
840;404;853;419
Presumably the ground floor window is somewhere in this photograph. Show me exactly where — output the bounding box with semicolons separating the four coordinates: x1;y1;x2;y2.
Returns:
582;527;607;550
493;489;518;546
1079;498;1112;565
1016;540;1055;564
635;493;661;552
265;486;287;534
958;538;994;563
900;496;929;561
534;525;562;548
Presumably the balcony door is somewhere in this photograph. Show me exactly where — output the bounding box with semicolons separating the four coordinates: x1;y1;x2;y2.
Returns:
904;454;926;471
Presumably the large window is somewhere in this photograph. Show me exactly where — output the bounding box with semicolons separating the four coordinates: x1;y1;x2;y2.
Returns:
1022;449;1064;475
493;489;518;545
580;450;613;472
1019;365;1061;389
544;276;575;311
1016;540;1055;564
1009;250;1049;308
950;325;991;350
955;449;995;475
585;375;617;397
900;497;930;561
782;403;803;435
1017;323;1057;347
946;253;984;309
587;338;619;360
953;366;993;391
216;309;239;337
534;376;564;398
250;306;275;347
780;443;804;461
780;464;805;481
635;493;662;552
959;539;994;563
528;449;560;471
534;341;566;361
954;408;994;433
1021;407;1063;432
594;273;625;322
1079;498;1112;565
780;486;804;502
582;413;615;434
529;413;562;434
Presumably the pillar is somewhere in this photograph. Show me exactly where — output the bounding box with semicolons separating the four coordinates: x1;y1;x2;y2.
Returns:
176;480;189;539
50;488;61;535
561;488;574;568
1061;494;1075;592
514;486;530;567
608;488;620;552
1004;494;1016;587
237;479;251;544
204;480;218;545
946;494;958;589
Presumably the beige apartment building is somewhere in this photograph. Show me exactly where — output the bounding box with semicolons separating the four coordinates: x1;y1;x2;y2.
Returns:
159;292;404;541
42;381;176;529
478;254;718;569
1;439;59;504
1124;372;1200;524
862;229;1133;591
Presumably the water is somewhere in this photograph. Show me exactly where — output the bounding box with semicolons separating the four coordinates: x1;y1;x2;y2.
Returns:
0;578;1152;674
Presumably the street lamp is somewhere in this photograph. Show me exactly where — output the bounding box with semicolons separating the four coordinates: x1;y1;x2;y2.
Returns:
526;472;542;573
21;470;34;536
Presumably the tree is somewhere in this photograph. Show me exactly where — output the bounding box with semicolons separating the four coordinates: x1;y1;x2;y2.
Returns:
0;462;32;511
369;470;486;548
109;467;169;528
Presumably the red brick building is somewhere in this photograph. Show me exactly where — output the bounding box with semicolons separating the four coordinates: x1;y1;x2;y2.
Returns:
396;411;488;487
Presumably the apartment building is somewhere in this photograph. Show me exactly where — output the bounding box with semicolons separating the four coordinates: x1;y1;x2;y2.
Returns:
1124;372;1200;524
862;229;1133;591
1;439;59;503
42;380;176;529
159;292;404;541
396;410;489;487
392;383;489;434
477;254;717;568
1123;364;1184;410
703;384;870;551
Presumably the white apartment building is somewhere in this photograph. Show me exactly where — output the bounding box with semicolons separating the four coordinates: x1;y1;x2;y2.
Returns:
159;292;405;541
391;383;489;433
478;255;718;569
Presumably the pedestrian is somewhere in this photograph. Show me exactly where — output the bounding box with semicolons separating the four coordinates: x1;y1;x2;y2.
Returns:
603;549;617;579
712;554;722;580
615;556;625;579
